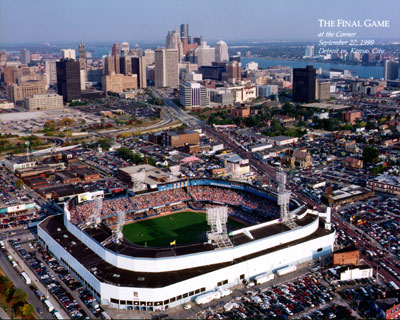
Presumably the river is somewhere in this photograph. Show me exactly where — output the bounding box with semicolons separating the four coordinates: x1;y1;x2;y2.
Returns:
240;57;383;79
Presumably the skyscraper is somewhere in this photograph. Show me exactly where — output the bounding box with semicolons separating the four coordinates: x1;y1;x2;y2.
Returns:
0;50;7;67
112;43;120;56
304;45;314;58
155;48;179;88
196;42;215;67
192;37;202;46
292;65;316;103
180;24;189;38
383;60;399;80
166;30;183;61
120;56;132;75
45;60;57;87
21;49;31;65
132;57;147;89
144;49;155;65
215;40;229;63
226;61;241;83
121;42;130;56
61;49;76;60
78;42;86;70
56;59;81;102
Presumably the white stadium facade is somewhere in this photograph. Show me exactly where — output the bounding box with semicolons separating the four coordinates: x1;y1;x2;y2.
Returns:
38;178;335;311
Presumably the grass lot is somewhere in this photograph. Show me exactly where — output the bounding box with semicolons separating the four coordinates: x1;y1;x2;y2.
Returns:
123;211;244;247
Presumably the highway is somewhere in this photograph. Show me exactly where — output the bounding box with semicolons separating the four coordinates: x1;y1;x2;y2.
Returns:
150;88;204;127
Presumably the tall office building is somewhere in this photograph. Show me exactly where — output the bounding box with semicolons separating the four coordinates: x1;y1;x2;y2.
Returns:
78;42;86;70
196;42;215;67
226;61;241;83
304;45;314;58
0;50;7;67
61;49;76;60
121;42;130;56
383;60;399;80
7;80;47;103
56;59;81;102
112;43;120;56
292;65;316;103
21;49;31;64
144;49;155;65
120;56;132;75
192;37;202;46
155;48;179;88
166;30;183;61
104;55;121;75
180;24;189;38
132;57;147;88
179;81;209;108
45;60;57;87
215;40;229;63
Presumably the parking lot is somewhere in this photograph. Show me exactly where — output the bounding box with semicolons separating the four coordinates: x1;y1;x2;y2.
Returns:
10;239;103;319
0;109;101;134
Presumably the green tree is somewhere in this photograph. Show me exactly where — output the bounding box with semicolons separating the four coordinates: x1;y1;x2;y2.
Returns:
363;147;379;163
19;303;34;316
11;288;27;304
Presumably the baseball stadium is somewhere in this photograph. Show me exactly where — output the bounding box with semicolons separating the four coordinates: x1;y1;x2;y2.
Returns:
38;178;335;311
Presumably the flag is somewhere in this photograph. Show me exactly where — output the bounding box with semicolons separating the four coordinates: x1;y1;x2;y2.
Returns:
170;240;176;246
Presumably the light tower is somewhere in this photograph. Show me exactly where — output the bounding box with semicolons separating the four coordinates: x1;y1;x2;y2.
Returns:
91;198;103;227
277;167;296;228
206;206;233;249
112;211;125;244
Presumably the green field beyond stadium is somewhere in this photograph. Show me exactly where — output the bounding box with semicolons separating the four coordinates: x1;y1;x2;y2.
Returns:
122;211;245;247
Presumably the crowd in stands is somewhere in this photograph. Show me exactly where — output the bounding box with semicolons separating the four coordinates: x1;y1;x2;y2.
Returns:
69;201;95;225
102;197;134;217
188;186;279;219
69;185;280;226
131;189;190;210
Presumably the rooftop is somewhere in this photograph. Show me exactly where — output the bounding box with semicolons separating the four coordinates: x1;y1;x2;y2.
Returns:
39;211;331;288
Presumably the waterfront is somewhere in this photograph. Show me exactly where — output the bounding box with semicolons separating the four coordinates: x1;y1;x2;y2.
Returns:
241;57;384;79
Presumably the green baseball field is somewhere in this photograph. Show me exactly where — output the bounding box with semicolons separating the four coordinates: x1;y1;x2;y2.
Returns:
122;211;245;247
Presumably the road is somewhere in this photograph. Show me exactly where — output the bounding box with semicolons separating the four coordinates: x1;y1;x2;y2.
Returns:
0;248;54;319
150;88;203;127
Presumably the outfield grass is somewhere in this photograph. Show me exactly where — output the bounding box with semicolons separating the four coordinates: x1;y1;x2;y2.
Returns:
122;211;244;247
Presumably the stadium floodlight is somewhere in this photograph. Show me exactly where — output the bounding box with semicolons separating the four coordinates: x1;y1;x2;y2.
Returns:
277;167;297;228
112;210;126;243
206;206;233;249
92;198;103;227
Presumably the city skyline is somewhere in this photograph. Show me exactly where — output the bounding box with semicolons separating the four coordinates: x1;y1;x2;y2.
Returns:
1;0;399;43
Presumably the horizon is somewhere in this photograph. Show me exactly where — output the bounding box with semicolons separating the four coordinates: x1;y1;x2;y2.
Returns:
1;0;399;44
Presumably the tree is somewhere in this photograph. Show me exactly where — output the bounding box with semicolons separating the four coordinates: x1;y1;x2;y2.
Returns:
16;179;24;189
19;303;34;316
44;120;56;128
363;147;379;163
11;288;27;304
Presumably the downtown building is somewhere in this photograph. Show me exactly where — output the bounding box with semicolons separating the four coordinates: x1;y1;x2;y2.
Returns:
155;48;179;88
383;60;399;81
292;65;316;103
179;81;209;108
215;40;229;63
24;93;63;111
196;42;215;67
56;59;81;102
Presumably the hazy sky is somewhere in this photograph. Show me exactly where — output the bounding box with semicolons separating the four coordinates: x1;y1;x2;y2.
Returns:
1;0;399;43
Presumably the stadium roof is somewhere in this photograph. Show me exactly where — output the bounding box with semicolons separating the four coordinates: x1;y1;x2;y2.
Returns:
39;213;332;288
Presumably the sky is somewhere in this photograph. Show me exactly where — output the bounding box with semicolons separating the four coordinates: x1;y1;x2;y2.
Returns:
0;0;399;44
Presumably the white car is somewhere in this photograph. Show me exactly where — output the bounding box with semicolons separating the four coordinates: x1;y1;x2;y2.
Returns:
183;303;191;310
